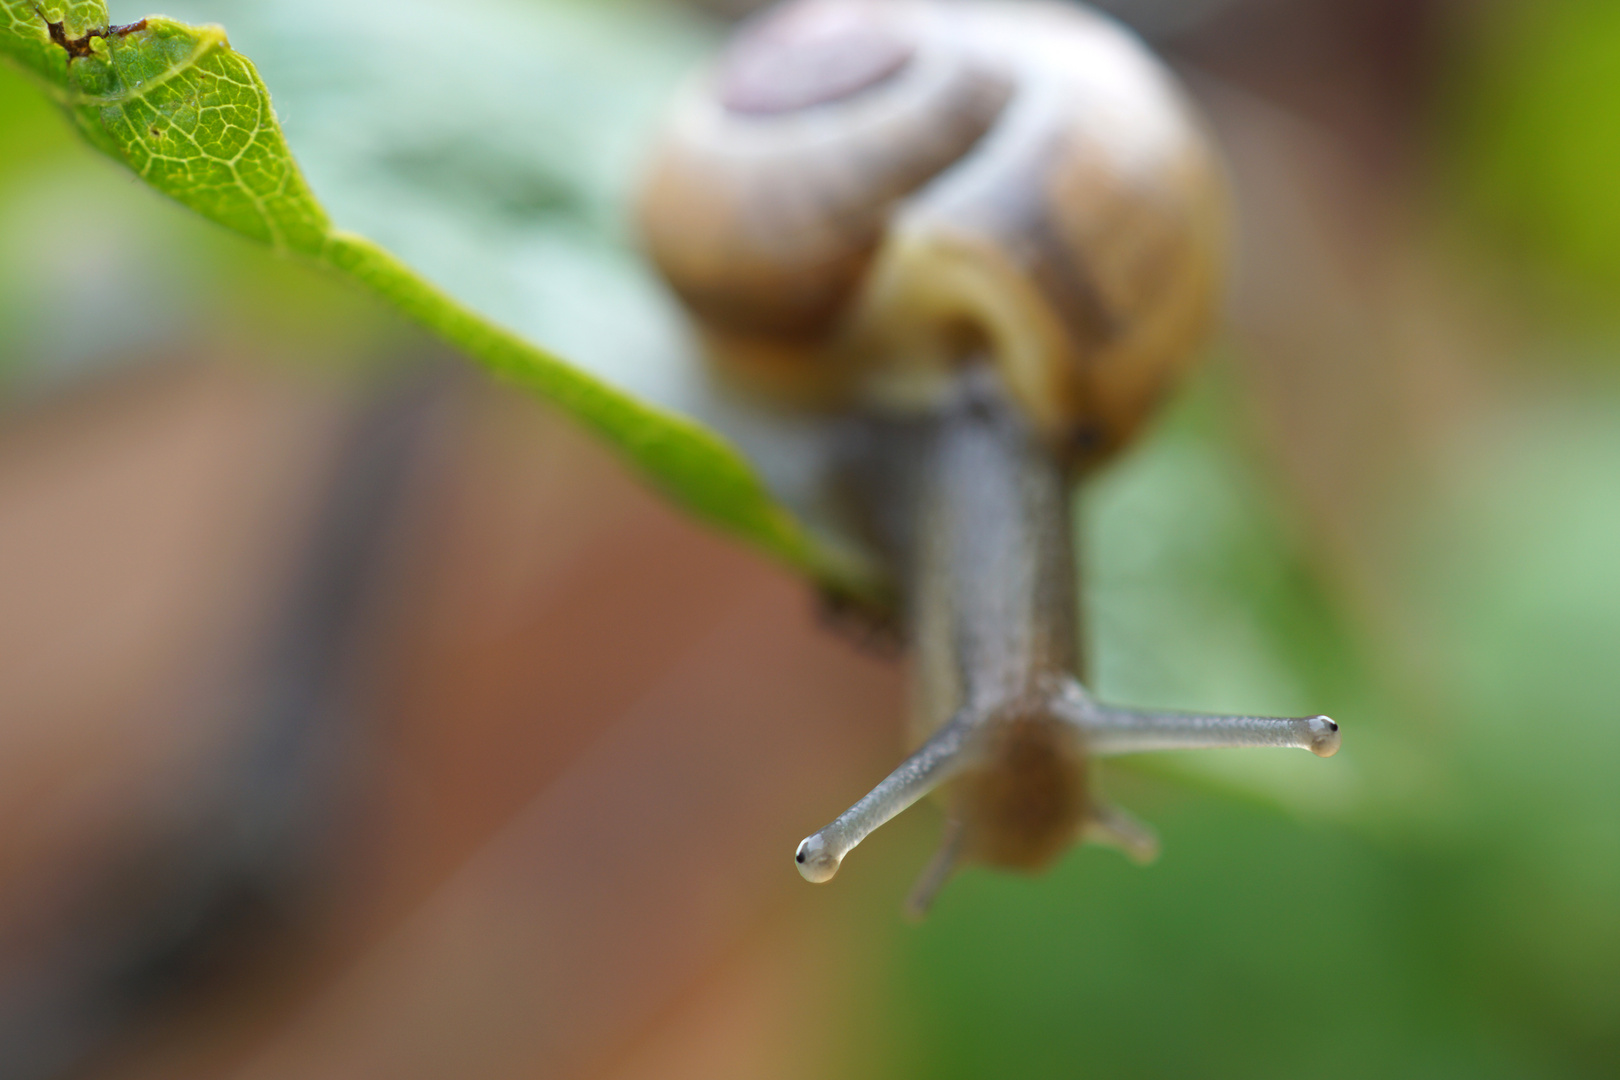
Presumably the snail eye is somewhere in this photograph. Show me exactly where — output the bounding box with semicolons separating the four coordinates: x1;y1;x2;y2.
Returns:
718;0;915;115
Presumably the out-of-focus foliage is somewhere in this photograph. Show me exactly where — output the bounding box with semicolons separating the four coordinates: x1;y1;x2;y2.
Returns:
1443;0;1620;302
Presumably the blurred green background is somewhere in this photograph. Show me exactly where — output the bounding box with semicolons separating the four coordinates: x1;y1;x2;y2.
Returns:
1;1;1616;1078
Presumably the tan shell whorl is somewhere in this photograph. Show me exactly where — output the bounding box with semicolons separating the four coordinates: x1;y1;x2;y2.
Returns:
637;0;1228;461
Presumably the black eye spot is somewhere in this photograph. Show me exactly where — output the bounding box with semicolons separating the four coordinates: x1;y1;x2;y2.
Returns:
796;849;806;863
1329;721;1339;731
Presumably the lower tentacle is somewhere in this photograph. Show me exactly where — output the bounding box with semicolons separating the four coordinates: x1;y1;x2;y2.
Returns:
904;812;966;919
1083;800;1161;865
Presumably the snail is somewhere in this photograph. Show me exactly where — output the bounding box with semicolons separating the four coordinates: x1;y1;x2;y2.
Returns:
637;0;1339;914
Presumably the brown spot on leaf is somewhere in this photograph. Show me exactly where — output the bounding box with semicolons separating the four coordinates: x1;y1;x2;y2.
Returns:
44;15;148;62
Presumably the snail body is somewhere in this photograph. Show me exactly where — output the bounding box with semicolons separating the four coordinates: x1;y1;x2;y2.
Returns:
637;0;1337;913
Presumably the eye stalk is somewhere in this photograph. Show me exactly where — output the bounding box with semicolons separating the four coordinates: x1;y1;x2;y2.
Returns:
637;0;1337;913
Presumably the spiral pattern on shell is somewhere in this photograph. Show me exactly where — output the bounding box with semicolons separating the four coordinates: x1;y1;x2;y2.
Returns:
638;0;1228;462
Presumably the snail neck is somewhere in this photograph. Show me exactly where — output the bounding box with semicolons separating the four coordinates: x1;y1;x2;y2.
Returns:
908;367;1080;730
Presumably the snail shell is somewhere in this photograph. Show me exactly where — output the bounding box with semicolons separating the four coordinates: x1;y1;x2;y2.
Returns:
638;0;1228;461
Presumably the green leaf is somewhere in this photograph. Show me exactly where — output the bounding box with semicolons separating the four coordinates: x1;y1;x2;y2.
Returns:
1441;0;1620;299
0;0;884;601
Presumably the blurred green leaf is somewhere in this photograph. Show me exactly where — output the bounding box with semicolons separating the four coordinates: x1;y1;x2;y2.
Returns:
0;0;881;599
1443;0;1620;292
